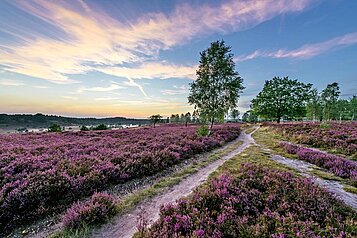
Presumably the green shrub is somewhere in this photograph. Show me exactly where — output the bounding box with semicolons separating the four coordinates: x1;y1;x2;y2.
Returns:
93;124;108;130
80;125;89;131
197;124;209;137
48;124;62;132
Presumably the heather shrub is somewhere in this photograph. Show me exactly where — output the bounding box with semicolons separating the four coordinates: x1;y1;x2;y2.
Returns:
0;124;240;233
269;122;357;156
136;164;356;238
62;192;117;229
280;142;357;186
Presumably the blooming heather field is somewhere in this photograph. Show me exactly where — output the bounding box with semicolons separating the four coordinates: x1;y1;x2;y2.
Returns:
281;142;357;186
0;124;240;232
269;122;357;157
137;164;357;238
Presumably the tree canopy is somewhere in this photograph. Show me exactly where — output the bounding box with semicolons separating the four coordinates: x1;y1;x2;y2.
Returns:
149;114;162;128
188;40;244;129
251;76;312;123
321;82;340;120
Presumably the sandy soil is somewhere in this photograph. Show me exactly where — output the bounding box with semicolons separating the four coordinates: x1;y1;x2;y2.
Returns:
269;153;357;209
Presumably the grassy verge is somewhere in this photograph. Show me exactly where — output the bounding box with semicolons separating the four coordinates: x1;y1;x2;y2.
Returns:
210;145;297;179
244;126;257;134
252;126;356;195
50;139;243;238
343;185;357;195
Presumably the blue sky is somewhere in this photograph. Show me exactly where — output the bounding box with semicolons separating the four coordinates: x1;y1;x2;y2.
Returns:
0;0;356;118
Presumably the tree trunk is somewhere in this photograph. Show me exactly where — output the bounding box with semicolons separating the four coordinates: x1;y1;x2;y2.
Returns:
153;122;156;128
185;120;188;127
210;119;214;130
277;117;281;123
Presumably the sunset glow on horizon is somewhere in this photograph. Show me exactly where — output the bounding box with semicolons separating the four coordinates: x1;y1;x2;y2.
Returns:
1;0;356;118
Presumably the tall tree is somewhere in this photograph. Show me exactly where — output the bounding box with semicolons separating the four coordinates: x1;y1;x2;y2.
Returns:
336;99;349;122
230;109;240;122
149;114;162;128
321;82;340;121
306;88;323;122
251;76;312;123
242;110;258;123
349;96;357;121
184;112;191;127
188;40;244;130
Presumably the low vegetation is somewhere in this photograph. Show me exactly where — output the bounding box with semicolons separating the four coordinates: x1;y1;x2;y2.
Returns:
62;192;118;229
269;121;357;157
280;142;357;187
0;124;240;234
136;162;356;237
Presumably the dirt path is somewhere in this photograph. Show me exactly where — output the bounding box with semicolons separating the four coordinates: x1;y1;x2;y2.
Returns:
90;129;257;238
268;153;357;209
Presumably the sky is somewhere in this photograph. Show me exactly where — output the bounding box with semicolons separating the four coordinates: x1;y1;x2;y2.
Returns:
0;0;356;118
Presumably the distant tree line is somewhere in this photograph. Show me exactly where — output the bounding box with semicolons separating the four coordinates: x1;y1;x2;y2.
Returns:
246;77;356;123
0;113;150;128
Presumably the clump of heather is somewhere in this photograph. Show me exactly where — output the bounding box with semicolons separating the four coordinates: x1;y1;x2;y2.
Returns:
62;192;117;229
137;164;356;238
268;122;357;156
0;124;240;233
280;142;357;186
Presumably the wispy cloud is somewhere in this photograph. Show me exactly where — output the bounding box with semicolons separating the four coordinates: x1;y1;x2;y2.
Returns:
77;83;125;93
95;97;120;101
0;0;315;84
98;62;196;80
32;85;49;89
0;79;24;86
236;32;357;62
161;85;189;95
120;78;146;97
62;96;78;100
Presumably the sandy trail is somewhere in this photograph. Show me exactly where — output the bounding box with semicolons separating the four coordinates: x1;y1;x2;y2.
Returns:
268;153;357;209
90;129;257;238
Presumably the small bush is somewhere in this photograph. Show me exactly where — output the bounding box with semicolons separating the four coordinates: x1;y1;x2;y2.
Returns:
320;122;330;129
197;124;209;137
80;125;89;131
93;124;108;130
62;192;117;229
48;124;62;132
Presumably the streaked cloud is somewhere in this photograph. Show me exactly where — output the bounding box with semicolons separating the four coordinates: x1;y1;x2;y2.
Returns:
0;79;24;86
161;85;189;95
32;85;50;89
77;83;125;93
236;32;357;62
0;0;314;84
95;97;120;101
98;62;196;80
62;96;78;100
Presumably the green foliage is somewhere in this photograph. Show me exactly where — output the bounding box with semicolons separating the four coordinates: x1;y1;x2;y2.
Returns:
149;114;162;128
80;125;89;131
319;122;331;129
321;82;340;120
197;124;209;137
242;110;258;122
48;124;62;132
230;109;240;121
93;124;108;130
306;88;323;121
188;40;244;129
251;76;312;123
